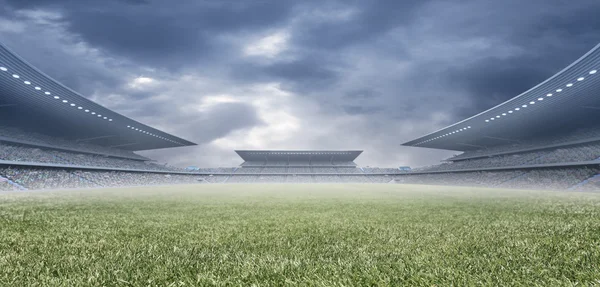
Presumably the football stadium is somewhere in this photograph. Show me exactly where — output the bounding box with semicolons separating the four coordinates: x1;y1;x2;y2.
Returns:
2;38;600;285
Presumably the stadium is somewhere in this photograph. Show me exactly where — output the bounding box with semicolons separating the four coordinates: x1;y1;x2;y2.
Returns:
2;38;600;285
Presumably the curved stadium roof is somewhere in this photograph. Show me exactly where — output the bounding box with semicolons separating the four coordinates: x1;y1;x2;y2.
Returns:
403;43;600;151
0;42;196;151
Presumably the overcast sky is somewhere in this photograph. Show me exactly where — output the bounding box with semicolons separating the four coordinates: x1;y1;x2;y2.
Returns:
1;0;599;168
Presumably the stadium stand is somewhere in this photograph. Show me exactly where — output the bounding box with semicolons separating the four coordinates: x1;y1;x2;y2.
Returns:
399;42;600;191
4;38;600;191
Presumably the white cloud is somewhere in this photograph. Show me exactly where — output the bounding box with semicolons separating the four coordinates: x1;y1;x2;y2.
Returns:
243;30;290;58
128;76;156;89
0;18;25;33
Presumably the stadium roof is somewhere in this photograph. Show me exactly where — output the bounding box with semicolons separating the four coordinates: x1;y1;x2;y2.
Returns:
0;42;196;151
403;43;600;151
235;150;363;162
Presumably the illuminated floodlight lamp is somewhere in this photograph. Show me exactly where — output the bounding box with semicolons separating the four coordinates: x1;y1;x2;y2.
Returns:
590;70;597;74
515;108;520;111
85;110;89;112
24;81;30;85
0;67;7;71
12;74;19;78
70;103;76;106
502;113;506;116
537;98;543;101
62;100;68;103
485;120;490;122
547;93;552;97
566;83;573;87
522;104;527;107
577;77;584;81
53;96;59;99
35;87;41;90
77;107;82;109
45;92;51;95
529;101;535;104
556;89;562;92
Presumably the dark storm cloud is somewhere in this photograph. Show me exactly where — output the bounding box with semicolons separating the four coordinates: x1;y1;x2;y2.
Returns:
291;0;425;50
342;105;383;115
3;0;297;68
343;89;382;100
2;0;600;168
412;0;600;120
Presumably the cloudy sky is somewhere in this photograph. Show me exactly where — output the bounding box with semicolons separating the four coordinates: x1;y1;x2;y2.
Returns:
1;0;599;168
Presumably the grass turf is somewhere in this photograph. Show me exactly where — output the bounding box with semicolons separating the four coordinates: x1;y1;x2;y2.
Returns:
1;184;600;286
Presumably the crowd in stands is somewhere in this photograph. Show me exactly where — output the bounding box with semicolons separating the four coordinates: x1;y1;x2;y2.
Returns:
394;167;599;190
201;175;229;183
420;142;600;172
0;167;201;190
0;126;146;160
450;127;600;161
255;175;287;183
194;167;237;174
240;161;356;166
0;141;181;172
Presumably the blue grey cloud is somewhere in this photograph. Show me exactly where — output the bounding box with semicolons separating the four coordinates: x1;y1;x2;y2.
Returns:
1;0;600;168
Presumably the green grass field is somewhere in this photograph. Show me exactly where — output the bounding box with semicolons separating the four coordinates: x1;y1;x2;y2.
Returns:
1;184;600;286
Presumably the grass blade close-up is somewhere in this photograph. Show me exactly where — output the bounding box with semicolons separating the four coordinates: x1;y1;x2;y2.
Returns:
1;184;600;286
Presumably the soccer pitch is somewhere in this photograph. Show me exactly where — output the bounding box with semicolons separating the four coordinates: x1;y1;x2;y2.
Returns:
1;184;600;286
